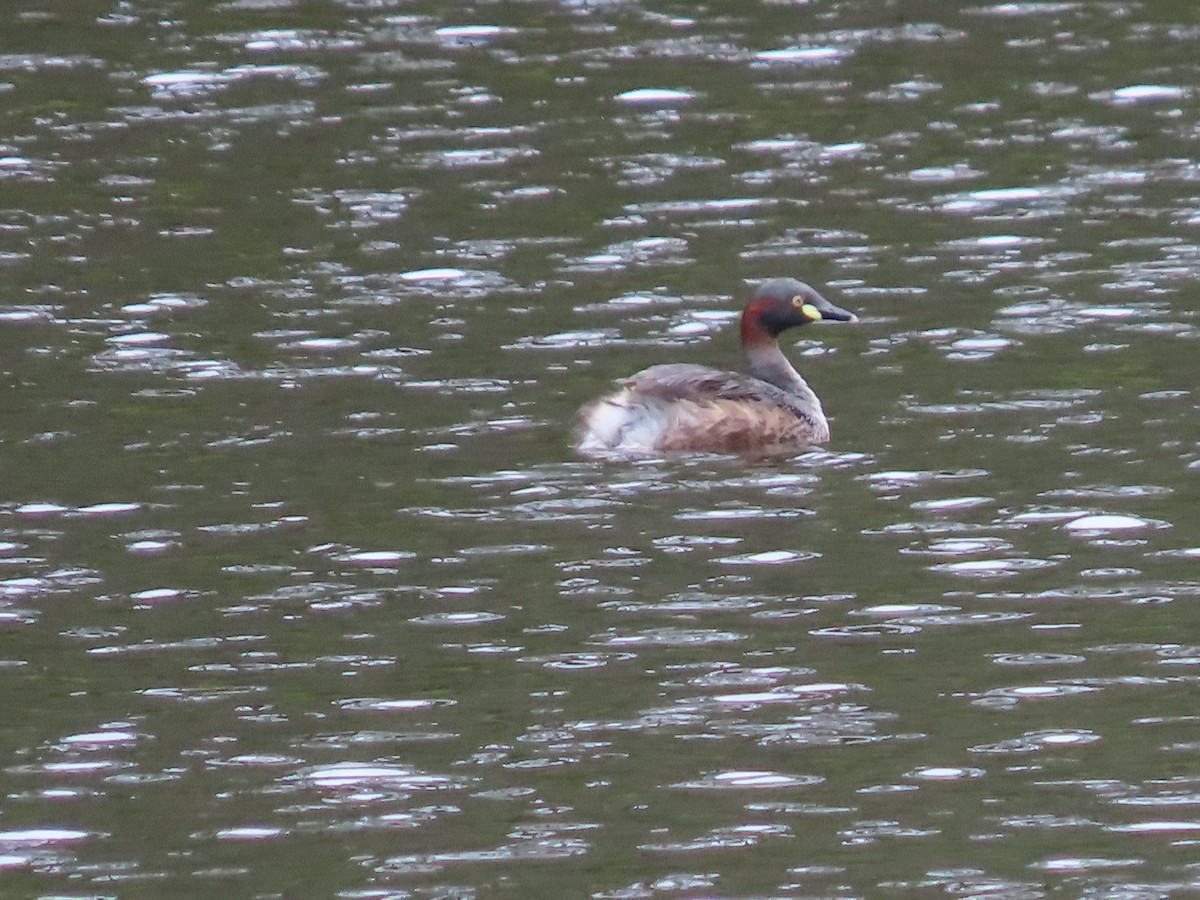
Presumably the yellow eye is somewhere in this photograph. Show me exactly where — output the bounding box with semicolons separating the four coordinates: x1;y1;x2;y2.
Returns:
791;295;823;319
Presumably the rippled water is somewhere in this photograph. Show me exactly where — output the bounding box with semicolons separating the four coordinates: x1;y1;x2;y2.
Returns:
3;0;1200;895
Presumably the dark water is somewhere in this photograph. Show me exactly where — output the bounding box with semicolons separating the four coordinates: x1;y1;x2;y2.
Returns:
2;0;1200;895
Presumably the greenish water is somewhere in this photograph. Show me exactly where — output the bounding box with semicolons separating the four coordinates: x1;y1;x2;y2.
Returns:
1;1;1199;896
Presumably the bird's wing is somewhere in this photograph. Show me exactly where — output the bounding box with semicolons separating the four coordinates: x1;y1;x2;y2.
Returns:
623;364;802;412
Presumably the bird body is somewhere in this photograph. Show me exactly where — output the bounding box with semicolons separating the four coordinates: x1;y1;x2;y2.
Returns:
576;278;855;455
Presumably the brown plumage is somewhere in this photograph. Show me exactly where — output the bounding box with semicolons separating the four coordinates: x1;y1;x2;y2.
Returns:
576;278;856;455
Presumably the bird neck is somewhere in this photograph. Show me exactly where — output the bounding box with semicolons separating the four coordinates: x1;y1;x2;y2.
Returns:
744;339;812;393
744;339;826;422
740;302;828;430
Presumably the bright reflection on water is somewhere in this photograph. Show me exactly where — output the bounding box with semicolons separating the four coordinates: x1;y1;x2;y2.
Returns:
1;0;1200;895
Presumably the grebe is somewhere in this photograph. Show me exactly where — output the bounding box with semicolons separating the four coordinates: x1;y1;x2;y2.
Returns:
576;278;856;454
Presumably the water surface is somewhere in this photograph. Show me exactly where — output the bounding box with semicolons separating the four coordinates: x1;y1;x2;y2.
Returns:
2;0;1199;895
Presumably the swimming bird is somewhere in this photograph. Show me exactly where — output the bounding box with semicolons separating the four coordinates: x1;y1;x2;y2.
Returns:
576;278;856;454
